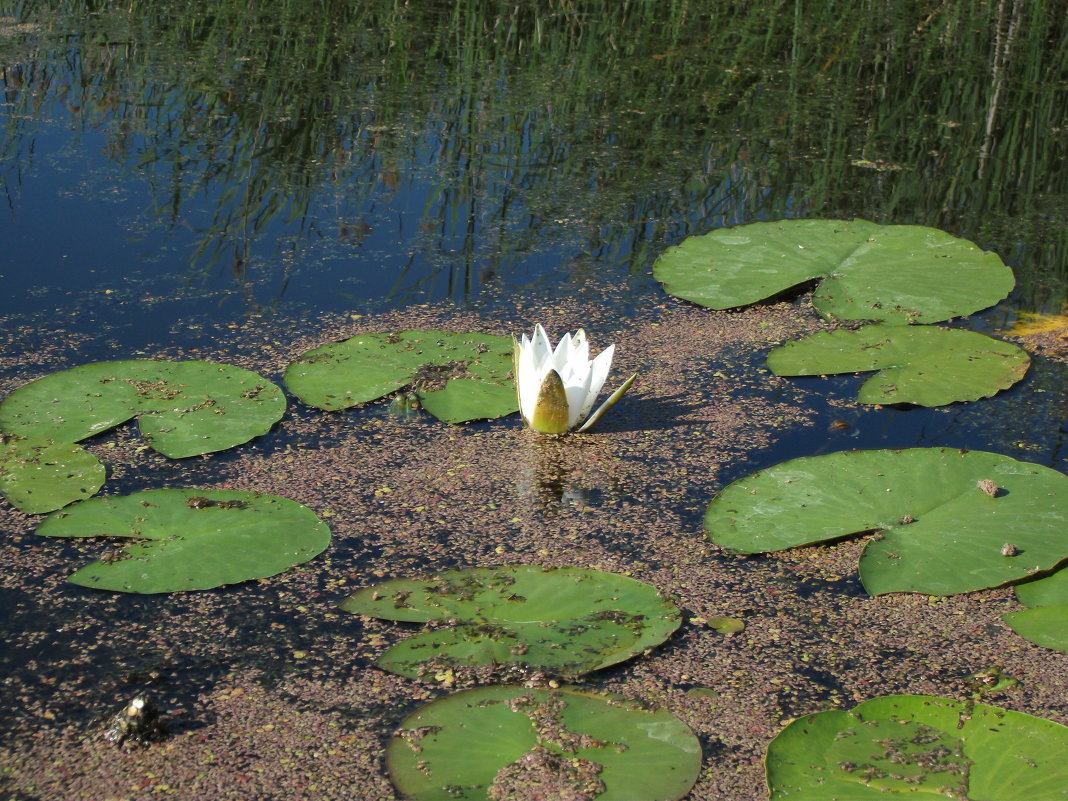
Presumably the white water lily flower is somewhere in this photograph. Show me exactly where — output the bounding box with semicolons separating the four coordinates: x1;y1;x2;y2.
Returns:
514;324;636;435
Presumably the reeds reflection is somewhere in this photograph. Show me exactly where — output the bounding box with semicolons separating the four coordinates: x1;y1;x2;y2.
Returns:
1;0;1065;313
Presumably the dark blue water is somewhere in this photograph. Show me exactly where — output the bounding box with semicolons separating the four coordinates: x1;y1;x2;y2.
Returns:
0;7;1066;777
3;46;1066;472
1;112;591;345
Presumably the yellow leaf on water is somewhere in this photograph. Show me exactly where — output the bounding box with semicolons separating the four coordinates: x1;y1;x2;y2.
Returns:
1002;306;1068;337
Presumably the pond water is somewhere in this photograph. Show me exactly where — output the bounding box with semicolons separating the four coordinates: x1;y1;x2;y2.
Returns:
3;3;1065;341
1;2;1067;798
3;2;1065;450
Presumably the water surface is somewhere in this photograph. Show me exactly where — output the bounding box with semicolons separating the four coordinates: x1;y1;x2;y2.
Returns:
0;0;1066;756
2;1;1065;352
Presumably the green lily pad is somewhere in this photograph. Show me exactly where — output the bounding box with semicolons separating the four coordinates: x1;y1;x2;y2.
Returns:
284;330;517;423
704;448;1068;596
340;566;680;679
35;488;330;593
707;616;745;634
766;324;1030;406
653;218;1014;324
388;686;702;801
1015;565;1068;607
766;695;1068;800
0;360;285;458
1003;567;1068;653
0;436;106;514
1003;604;1068;654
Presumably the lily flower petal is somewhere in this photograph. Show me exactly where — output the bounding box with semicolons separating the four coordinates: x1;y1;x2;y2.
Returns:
533;324;554;371
514;338;540;422
563;366;594;431
513;325;636;435
573;344;614;426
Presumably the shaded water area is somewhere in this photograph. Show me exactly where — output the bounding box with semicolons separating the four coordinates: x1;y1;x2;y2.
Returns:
1;2;1067;800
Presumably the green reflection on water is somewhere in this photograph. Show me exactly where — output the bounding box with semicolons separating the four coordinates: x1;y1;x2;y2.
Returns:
2;0;1065;310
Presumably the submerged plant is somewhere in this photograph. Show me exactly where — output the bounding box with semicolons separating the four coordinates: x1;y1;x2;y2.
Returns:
514;325;636;435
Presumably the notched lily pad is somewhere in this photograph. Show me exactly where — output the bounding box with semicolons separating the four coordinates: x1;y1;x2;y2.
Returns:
388;686;702;801
35;488;330;593
704;448;1068;596
341;565;680;680
284;330;517;423
653;218;1014;324
766;695;1068;800
0;360;286;458
767;324;1030;406
0;435;106;514
1003;566;1068;653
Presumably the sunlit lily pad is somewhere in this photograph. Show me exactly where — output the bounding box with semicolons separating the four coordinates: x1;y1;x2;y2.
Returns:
0;436;105;514
707;616;745;634
1003;567;1068;653
388;686;702;801
653;218;1014;323
340;565;680;679
704;448;1068;595
766;324;1030;406
0;360;285;458
766;695;1068;800
284;330;517;423
35;488;330;593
